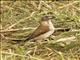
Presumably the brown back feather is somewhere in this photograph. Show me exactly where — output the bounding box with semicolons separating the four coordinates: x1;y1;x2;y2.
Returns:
26;25;49;40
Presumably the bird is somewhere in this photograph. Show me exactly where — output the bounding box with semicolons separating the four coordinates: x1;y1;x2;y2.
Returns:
12;15;55;44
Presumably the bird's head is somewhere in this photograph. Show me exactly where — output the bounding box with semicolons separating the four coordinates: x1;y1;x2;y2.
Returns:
40;15;53;25
41;15;53;21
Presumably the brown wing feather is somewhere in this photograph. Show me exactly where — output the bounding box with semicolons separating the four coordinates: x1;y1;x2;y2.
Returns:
11;25;49;44
26;25;49;40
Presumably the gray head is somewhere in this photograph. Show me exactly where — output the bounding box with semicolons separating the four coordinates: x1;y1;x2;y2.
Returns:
41;16;53;21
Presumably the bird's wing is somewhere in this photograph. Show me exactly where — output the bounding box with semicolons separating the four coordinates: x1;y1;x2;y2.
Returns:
26;25;50;40
11;25;49;43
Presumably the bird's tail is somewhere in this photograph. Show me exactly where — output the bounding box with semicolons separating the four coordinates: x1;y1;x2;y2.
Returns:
11;40;24;44
11;38;30;44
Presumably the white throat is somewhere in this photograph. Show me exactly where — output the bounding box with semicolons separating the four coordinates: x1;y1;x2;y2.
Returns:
48;20;55;30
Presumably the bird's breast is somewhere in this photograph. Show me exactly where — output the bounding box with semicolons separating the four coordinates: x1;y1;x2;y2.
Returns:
48;20;55;31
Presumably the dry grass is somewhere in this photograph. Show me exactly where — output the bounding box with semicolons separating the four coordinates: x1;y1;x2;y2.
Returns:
0;0;80;60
